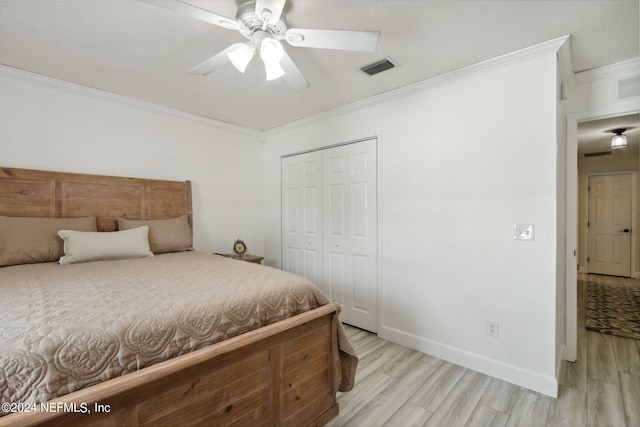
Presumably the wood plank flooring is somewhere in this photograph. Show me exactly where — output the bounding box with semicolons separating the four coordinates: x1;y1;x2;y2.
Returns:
330;274;640;427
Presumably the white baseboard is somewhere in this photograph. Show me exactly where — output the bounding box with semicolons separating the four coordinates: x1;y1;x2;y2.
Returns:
379;325;558;398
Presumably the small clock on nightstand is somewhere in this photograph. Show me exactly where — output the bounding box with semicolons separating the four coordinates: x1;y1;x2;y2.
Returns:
232;239;247;256
214;239;264;264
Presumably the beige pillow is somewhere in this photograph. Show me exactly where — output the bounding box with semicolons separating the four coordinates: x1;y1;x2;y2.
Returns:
0;216;97;267
58;226;154;265
117;215;193;254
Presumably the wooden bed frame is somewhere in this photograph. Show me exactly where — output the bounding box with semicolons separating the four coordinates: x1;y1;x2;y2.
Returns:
0;167;344;427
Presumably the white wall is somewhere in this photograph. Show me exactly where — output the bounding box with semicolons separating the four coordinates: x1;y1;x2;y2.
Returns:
0;66;264;255
263;45;563;395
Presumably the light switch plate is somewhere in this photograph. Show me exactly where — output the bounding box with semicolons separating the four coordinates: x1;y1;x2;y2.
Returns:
514;224;535;241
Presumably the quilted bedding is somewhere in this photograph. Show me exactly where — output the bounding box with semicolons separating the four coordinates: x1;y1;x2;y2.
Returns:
0;252;356;415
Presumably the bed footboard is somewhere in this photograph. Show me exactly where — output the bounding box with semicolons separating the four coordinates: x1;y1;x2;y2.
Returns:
0;304;342;427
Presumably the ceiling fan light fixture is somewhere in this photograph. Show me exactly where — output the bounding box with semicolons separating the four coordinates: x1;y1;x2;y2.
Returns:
227;43;254;73
611;128;628;149
260;37;284;64
260;37;285;80
264;61;286;80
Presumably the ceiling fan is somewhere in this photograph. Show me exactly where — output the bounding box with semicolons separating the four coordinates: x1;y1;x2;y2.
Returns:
139;0;380;90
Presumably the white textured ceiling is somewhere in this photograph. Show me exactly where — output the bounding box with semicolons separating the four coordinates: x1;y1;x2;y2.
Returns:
1;0;638;131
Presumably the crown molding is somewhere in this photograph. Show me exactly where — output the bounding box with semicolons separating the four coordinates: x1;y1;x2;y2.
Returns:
264;35;570;136
574;58;640;85
0;64;261;138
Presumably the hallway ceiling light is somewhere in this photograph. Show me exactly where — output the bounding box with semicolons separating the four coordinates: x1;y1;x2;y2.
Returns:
610;128;628;149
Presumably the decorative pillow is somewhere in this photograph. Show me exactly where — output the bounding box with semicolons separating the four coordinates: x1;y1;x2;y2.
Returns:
117;215;193;254
58;226;154;265
0;216;97;267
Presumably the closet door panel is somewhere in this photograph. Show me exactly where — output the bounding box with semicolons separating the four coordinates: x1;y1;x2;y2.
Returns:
323;139;377;331
328;252;346;304
281;151;323;284
329;183;346;236
282;138;378;332
352;254;370;311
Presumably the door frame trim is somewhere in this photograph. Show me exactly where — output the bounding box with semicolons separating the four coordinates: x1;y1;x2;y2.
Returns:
565;109;639;362
281;136;379;159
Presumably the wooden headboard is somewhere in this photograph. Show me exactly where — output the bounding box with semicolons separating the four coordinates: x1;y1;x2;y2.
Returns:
0;167;192;232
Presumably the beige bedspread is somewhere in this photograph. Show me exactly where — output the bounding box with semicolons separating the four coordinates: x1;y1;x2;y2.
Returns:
0;252;356;414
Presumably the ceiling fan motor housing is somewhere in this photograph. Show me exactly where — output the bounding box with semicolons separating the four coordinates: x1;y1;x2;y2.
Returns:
237;1;288;40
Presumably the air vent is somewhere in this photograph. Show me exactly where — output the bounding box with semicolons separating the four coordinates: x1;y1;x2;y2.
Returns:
584;151;612;158
617;76;639;100
361;58;397;76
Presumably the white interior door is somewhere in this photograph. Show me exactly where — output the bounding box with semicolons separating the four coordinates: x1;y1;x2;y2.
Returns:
323;139;378;331
281;139;378;332
281;151;323;284
587;174;632;277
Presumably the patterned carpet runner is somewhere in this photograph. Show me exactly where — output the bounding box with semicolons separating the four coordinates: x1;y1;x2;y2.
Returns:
586;282;640;340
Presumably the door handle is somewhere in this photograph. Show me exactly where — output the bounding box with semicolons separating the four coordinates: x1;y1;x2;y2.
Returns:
619;229;631;233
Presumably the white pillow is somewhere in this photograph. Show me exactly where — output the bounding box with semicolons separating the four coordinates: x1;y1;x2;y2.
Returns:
58;226;154;265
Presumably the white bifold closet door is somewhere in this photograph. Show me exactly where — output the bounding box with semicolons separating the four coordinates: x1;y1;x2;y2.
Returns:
281;139;378;332
282;149;324;285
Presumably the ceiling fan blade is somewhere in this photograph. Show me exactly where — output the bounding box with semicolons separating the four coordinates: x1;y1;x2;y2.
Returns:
189;44;244;75
285;29;379;52
255;0;286;25
139;0;240;30
280;50;309;91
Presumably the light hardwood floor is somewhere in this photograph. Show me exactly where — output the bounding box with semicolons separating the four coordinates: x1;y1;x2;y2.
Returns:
331;274;640;427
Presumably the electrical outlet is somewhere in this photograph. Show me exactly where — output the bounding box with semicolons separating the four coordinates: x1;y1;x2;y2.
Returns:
487;319;499;337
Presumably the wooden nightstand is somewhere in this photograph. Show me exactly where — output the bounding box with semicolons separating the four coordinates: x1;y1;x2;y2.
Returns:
215;253;264;264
